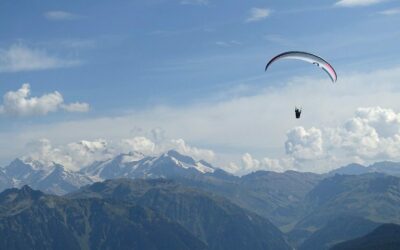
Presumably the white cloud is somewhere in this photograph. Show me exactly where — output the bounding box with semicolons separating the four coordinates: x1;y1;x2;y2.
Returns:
44;11;81;21
332;107;400;159
242;153;260;171
23;139;68;168
0;84;63;116
246;8;271;22
22;136;215;171
121;137;156;155
285;127;323;161
233;153;293;175
224;162;241;173
27;107;400;174
335;0;385;7
65;140;112;169
119;127;214;161
24;139;112;171
0;83;89;117
168;138;215;162
379;8;400;15
0;44;80;72
180;0;208;5
3;66;400;173
262;157;293;173
239;107;400;174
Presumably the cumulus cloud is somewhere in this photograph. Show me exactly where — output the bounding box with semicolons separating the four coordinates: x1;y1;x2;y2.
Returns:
14;107;400;174
65;140;113;168
238;107;400;174
4;66;400;173
0;44;80;72
335;0;385;7
232;153;293;175
332;107;400;159
167;139;215;162
23;139;69;168
241;153;261;171
24;139;112;171
0;83;89;117
285;127;323;161
22;136;215;171
246;8;271;22
0;84;63;116
262;157;293;173
121;137;156;155
122;128;215;162
44;11;81;21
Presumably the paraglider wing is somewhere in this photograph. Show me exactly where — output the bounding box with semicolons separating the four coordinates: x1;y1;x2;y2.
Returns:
265;51;337;82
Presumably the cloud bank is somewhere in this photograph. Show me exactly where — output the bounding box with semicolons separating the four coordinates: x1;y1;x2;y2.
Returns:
3;66;400;174
22;107;400;174
234;107;400;174
11;107;400;175
24;139;112;171
23;136;215;171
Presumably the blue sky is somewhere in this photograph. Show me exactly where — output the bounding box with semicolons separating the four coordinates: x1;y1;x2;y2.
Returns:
1;0;400;173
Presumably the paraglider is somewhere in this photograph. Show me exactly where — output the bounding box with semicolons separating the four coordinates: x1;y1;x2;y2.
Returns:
265;51;337;119
295;107;302;119
265;51;337;83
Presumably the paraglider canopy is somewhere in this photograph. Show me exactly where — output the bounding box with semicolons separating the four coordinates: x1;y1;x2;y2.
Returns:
265;51;337;83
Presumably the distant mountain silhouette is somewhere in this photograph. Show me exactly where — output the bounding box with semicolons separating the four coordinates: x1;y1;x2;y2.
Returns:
70;178;292;250
0;179;291;250
0;151;322;228
297;216;380;250
2;151;400;249
290;173;400;246
331;223;400;250
329;161;400;176
0;184;205;250
328;163;369;175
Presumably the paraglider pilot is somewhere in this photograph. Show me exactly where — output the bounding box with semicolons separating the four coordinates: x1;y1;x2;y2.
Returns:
295;107;302;119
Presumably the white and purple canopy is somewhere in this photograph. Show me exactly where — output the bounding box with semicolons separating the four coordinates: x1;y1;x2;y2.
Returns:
265;51;337;83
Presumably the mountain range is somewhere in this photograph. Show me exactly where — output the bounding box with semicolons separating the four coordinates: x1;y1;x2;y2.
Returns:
0;150;324;226
1;150;400;249
331;223;400;250
0;150;220;195
288;172;400;248
329;161;400;176
0;179;291;250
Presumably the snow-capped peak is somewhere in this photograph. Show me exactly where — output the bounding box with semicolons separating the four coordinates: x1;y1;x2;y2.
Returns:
0;149;220;196
163;150;215;174
19;157;55;171
120;151;145;164
195;161;215;174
